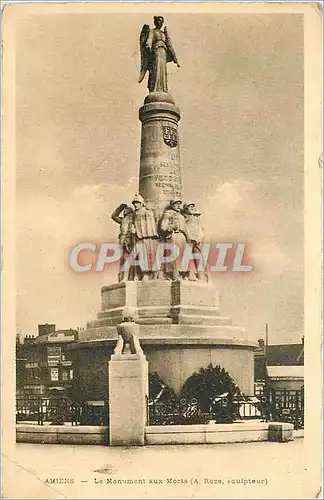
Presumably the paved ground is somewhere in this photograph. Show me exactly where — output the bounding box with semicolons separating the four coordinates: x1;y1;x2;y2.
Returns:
2;439;315;499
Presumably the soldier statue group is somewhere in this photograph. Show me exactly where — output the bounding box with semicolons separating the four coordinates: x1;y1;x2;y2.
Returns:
111;195;207;283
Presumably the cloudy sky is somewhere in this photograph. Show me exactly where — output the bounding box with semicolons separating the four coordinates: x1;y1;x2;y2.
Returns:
16;11;304;344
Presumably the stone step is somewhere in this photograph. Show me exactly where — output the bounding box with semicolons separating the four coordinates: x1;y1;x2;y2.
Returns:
89;314;233;328
78;323;251;345
97;304;221;320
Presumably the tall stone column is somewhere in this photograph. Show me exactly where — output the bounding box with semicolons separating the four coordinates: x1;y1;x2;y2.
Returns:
139;92;182;217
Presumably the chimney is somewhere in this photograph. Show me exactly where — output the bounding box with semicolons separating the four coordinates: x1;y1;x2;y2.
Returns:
38;323;56;336
24;334;35;343
258;338;265;349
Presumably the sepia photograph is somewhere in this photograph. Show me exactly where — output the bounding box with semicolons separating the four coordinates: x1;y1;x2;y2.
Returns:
1;2;322;499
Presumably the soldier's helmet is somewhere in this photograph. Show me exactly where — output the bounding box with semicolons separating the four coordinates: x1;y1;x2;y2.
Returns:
183;201;195;210
170;198;182;206
132;193;145;205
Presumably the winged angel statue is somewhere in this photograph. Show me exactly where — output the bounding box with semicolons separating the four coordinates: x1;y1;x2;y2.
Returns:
138;16;180;93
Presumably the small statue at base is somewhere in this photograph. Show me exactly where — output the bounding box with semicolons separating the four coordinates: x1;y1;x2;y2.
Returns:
114;309;143;356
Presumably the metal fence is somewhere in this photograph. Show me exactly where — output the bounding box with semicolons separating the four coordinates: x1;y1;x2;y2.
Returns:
263;389;304;428
16;396;109;426
16;389;304;429
147;390;304;429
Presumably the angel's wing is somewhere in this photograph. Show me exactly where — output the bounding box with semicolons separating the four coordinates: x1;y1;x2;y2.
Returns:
164;26;178;64
138;24;150;83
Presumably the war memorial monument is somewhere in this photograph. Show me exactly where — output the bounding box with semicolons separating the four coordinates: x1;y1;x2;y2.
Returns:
75;17;256;434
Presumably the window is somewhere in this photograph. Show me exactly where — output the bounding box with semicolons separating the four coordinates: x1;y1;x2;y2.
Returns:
69;370;74;380
47;346;61;361
47;346;61;356
62;371;68;381
27;368;38;381
50;368;59;381
28;352;38;364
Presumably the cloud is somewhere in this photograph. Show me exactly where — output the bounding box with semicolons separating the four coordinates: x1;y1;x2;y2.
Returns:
201;178;302;278
16;175;303;341
196;178;303;342
16;178;138;332
15;14;303;342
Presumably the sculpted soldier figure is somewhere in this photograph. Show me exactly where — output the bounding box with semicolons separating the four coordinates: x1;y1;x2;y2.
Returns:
111;203;134;283
182;202;206;281
111;196;158;281
129;194;158;281
158;199;188;280
138;16;180;93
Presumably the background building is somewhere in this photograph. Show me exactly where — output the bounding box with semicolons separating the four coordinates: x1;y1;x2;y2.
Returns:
254;337;304;392
16;324;78;397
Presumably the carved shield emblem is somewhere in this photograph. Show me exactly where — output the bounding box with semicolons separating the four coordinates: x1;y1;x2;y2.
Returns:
163;125;178;148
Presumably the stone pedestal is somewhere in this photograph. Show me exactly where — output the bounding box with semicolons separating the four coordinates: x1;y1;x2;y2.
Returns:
80;279;256;398
139;92;182;218
268;422;294;442
108;352;148;446
94;280;222;328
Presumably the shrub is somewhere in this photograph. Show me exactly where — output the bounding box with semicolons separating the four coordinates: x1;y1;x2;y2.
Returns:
180;364;241;423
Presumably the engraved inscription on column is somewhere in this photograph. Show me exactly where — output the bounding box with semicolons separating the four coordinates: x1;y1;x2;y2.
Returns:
154;161;182;196
139;100;182;206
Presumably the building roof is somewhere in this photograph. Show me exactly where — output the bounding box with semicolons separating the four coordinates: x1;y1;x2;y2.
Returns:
30;330;78;344
254;341;304;382
267;365;304;380
266;344;304;366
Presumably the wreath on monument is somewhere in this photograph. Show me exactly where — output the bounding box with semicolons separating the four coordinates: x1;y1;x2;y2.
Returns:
180;364;242;423
148;373;179;424
149;372;177;405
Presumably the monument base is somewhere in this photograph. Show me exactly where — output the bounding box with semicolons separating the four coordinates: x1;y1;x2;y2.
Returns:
73;280;256;399
91;280;227;327
75;332;255;397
